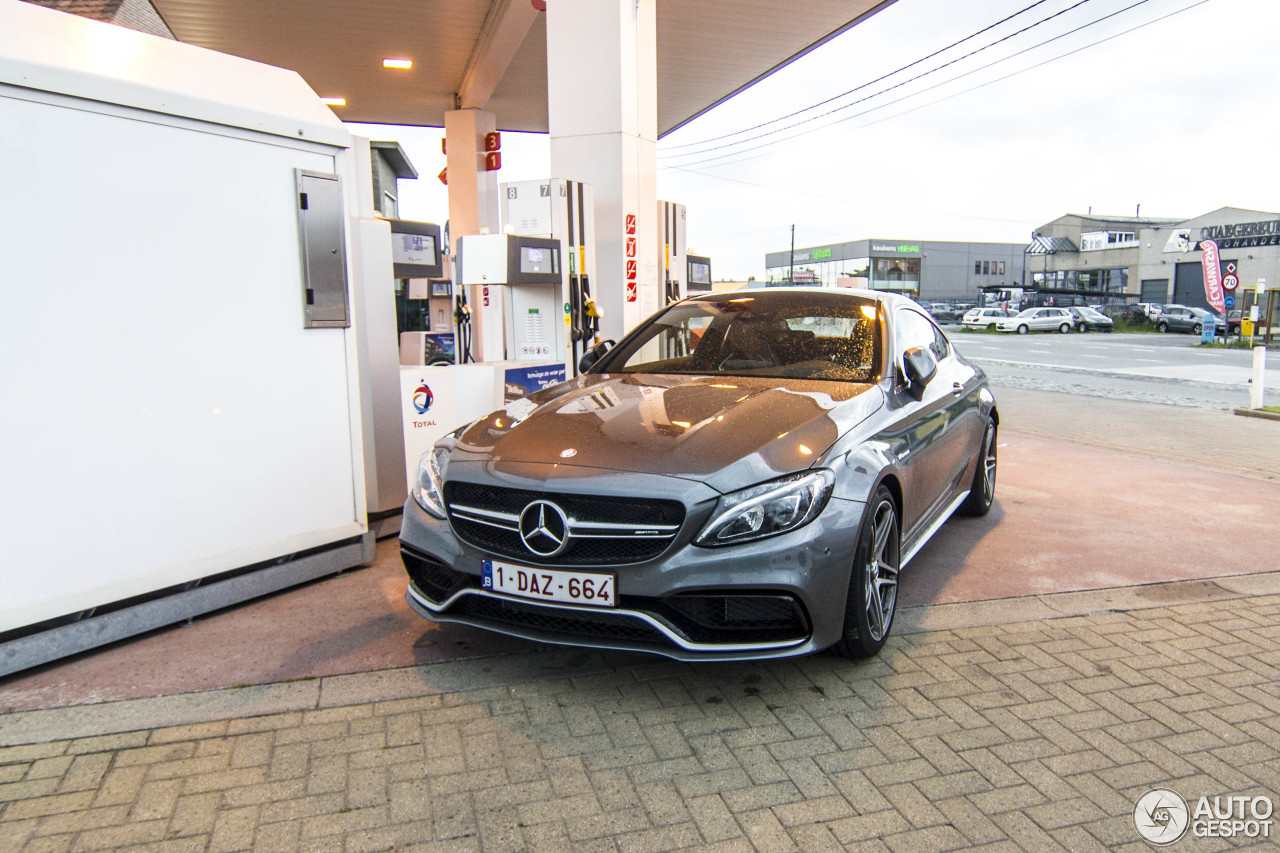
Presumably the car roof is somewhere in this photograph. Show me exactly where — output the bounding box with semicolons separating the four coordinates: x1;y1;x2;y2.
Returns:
690;286;913;311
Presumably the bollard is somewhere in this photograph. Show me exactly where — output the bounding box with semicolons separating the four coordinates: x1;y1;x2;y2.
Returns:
1251;345;1267;409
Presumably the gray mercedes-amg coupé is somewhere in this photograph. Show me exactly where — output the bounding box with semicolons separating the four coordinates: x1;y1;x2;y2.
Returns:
400;288;998;660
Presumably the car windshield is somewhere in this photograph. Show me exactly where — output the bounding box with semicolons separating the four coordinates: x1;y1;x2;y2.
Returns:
1014;308;1038;318
1079;307;1106;319
603;291;883;383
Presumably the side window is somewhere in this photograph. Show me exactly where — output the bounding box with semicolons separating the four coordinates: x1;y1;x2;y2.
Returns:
896;309;949;367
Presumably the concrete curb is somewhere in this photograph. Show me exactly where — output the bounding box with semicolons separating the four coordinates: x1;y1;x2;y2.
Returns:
3;569;1279;747
1234;406;1280;421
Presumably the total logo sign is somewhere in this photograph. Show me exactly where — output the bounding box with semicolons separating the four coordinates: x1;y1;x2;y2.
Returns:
411;384;434;415
410;382;437;427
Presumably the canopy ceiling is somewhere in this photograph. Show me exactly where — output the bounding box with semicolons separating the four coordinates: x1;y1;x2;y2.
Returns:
148;0;898;137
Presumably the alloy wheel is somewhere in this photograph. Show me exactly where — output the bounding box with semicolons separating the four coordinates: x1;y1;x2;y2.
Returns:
862;499;899;642
979;423;997;503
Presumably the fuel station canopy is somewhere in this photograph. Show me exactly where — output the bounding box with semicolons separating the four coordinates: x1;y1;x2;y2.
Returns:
146;0;897;135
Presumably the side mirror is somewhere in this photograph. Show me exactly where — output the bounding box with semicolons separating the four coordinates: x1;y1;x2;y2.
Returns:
577;339;616;373
902;346;938;400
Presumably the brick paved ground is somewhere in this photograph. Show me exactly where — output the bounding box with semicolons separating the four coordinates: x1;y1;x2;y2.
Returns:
3;387;1278;851
3;590;1279;852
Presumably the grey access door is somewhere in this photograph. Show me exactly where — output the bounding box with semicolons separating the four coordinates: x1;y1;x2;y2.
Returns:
1173;263;1209;310
296;170;350;328
1140;279;1168;303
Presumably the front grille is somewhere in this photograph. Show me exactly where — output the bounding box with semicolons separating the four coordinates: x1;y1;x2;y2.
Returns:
443;482;685;566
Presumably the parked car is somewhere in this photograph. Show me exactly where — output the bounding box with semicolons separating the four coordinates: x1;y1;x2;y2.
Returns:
996;306;1075;334
400;288;999;661
1155;305;1222;334
1138;302;1164;319
961;307;1011;330
1227;309;1243;335
1100;302;1148;324
1067;306;1115;332
929;303;960;323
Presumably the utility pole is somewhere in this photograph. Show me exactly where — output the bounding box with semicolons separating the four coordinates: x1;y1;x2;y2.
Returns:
789;224;795;286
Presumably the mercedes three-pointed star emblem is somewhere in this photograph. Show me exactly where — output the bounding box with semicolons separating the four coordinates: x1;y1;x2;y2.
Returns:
519;500;570;557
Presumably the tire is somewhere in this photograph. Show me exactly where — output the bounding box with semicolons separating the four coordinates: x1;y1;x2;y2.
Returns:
1059;323;1071;334
986;323;997;331
1192;323;1202;334
834;486;899;659
959;418;997;517
1017;324;1029;335
1157;322;1169;333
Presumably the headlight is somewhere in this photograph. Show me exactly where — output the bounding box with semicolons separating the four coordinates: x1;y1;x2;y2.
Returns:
413;446;449;519
695;469;835;547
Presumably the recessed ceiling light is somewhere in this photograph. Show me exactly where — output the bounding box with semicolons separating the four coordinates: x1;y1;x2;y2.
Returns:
320;97;347;106
382;58;413;69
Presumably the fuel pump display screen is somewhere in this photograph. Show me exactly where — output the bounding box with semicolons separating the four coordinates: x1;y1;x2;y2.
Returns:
689;260;711;284
519;245;558;275
394;233;436;266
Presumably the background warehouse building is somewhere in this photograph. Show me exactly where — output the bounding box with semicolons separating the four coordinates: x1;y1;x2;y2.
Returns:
763;239;1027;303
766;206;1280;317
1028;207;1280;314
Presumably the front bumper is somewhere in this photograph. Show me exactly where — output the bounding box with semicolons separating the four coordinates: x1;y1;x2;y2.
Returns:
399;477;866;661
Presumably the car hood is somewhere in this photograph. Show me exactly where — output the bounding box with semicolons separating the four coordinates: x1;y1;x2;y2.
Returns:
451;373;885;493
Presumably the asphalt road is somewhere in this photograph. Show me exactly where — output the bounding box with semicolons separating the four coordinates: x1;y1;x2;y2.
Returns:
947;329;1280;409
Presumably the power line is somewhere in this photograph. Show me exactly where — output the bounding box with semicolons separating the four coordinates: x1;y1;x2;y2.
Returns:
665;166;1042;228
661;0;1186;171
660;0;1122;166
661;0;1057;152
662;0;1210;185
660;0;1104;163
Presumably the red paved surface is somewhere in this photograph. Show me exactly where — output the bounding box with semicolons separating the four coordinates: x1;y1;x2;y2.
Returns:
3;430;1278;713
902;432;1280;604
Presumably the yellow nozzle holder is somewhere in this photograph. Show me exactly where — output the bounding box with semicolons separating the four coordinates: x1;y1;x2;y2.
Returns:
585;299;603;319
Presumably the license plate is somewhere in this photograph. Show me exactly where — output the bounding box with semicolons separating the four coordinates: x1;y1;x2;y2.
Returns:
481;559;616;608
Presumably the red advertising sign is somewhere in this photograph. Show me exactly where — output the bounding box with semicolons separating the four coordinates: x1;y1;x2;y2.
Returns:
485;151;501;171
625;237;636;257
625;214;636;235
1201;240;1225;313
484;131;501;152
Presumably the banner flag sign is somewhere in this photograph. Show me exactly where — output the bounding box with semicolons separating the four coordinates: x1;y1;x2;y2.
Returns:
1201;240;1225;314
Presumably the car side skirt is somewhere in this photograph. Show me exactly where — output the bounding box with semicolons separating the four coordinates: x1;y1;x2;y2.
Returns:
901;490;970;569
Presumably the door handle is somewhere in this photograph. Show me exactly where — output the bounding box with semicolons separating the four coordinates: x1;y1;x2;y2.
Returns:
951;382;965;396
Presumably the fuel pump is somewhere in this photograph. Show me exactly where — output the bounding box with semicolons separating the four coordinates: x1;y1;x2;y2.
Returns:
501;179;598;375
457;233;566;363
658;200;687;308
453;292;472;363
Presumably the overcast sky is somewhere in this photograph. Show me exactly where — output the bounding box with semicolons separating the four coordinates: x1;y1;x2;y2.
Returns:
349;0;1279;282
